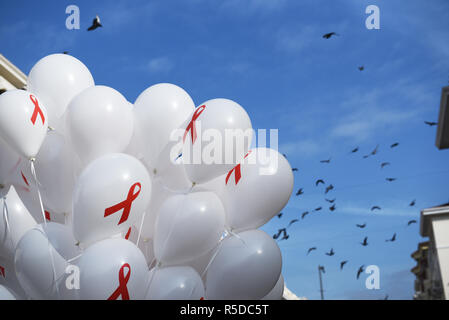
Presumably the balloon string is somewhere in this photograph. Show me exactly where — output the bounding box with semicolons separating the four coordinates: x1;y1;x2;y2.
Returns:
2;196;14;249
30;158;61;299
200;239;223;279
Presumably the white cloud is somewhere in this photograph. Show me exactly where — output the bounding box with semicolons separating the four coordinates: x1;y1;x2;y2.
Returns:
147;57;174;73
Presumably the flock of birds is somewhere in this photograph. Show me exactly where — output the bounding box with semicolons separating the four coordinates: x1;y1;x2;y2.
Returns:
270;32;440;297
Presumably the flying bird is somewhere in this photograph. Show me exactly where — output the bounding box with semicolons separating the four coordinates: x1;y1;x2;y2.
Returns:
381;162;390;169
424;121;438;126
409;199;416;207
325;248;335;256
296;188;304;196
358;66;364;71
390;143;399;148
407;220;417;226
314;207;322;212
307;247;317;255
356;223;366;229
292;168;298;172
340;261;348;270
386;233;397;242
361;237;368;246
63;51;69;54
325;198;336;203
288;219;299;228
386;178;397;182
320;158;331;164
277;213;283;219
323;32;339;39
351;147;359;153
371;206;381;211
316;179;325;186
273;228;286;240
87;15;102;31
301;211;310;219
329;204;336;212
371;145;379;156
325;184;334;194
363;154;370;159
357;265;365;279
280;234;290;241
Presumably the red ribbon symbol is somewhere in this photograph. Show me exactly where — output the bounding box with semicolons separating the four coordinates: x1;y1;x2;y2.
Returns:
44;210;51;221
107;263;131;300
225;151;252;186
29;94;45;125
104;183;141;225
124;227;131;240
21;171;30;187
0;266;5;278
183;105;206;144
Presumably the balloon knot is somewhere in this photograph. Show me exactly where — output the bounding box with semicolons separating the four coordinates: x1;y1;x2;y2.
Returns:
29;157;36;162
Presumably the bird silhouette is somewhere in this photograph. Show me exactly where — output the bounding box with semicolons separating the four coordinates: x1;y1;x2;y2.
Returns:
301;211;310;219
424;121;438;126
390;143;399;148
316;179;325;186
273;228;286;240
386;233;397;242
296;188;304;196
340;261;348;270
292;168;299;172
63;51;69;54
329;204;336;212
325;184;334;194
381;162;390;169
277;213;283;219
371;145;379;156
325;248;335;256
314;207;322;212
319;265;326;274
356;223;367;229
320;158;331;164
307;247;317;255
407;220;417;226
87;15;102;31
325;198;336;203
363;154;370;159
386;178;397;182
351;147;359;153
409;199;416;206
371;206;381;211
280;234;290;241
323;32;339;39
361;237;368;246
288;219;299;228
357;265;365;279
283;153;287;158
358;66;364;71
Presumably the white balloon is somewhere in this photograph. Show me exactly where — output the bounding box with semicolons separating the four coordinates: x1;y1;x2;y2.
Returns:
0;256;27;299
66;85;134;165
205;229;282;300
0;90;48;158
35;131;77;215
145;266;204;300
262;274;284;300
0;186;37;260
132;83;195;166
27;53;95;131
182;98;252;184
14;226;74;300
0;137;22;189
76;238;149;300
0;285;16;300
222;148;294;232
72;153;151;247
154;191;225;266
41;222;80;261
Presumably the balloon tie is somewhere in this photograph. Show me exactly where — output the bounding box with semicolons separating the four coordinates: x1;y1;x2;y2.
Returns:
29;159;61;299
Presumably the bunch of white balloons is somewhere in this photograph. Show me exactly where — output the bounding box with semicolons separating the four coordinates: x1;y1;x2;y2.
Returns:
0;54;294;300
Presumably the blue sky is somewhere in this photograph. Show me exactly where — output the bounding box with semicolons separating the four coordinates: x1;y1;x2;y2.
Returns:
1;0;449;299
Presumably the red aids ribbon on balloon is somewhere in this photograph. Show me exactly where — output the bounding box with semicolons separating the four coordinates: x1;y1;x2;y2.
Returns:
44;210;51;221
104;183;141;225
183;105;206;144
0;266;5;278
29;94;45;125
124;227;131;240
107;263;131;300
225;151;252;186
21;171;30;187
